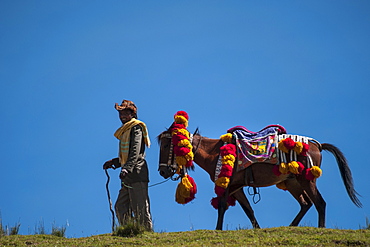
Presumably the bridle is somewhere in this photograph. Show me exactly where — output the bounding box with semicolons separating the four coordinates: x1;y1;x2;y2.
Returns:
158;129;202;180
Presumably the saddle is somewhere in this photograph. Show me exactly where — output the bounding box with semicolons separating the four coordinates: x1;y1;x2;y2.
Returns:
227;125;286;138
227;125;286;172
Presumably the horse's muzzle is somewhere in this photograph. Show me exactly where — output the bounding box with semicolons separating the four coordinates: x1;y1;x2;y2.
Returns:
158;163;174;179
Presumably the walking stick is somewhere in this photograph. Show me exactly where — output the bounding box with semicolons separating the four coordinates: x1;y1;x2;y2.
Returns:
105;169;115;232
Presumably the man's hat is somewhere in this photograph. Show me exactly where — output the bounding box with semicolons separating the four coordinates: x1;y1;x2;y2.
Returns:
115;100;137;118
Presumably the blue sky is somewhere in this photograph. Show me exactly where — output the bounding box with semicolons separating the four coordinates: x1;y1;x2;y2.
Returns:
1;0;369;237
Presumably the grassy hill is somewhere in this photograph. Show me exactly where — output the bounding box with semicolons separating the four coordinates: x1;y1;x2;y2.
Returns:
0;227;369;246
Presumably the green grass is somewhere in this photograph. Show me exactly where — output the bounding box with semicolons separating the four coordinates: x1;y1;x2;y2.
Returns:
112;221;147;237
0;227;369;246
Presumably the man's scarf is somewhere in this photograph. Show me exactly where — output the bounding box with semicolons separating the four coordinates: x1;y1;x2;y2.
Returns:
114;118;151;165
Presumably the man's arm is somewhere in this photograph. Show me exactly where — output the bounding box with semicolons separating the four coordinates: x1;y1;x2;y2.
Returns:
103;157;120;170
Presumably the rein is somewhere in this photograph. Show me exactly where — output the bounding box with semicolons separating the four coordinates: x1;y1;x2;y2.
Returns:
192;128;202;156
121;177;172;189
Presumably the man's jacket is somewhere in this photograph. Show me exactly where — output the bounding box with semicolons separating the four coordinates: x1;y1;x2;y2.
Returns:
120;124;149;184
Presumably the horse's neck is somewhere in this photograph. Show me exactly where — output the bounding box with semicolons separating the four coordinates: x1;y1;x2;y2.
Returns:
193;135;223;180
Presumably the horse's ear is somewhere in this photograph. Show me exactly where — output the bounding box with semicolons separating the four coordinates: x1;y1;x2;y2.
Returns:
194;127;200;136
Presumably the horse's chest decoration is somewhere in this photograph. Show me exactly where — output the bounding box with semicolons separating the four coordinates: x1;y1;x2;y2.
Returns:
169;111;197;204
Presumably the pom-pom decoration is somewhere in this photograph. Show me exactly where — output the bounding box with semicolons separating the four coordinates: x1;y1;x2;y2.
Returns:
274;137;318;182
212;134;237;210
305;166;322;180
282;138;296;150
300;143;310;156
278;138;310;156
175;175;197;204
220;133;233;143
278;162;290;174
288;161;305;175
171;111;194;169
173;110;189;127
210;196;236;210
171;111;197;204
215;177;230;189
272;165;281;176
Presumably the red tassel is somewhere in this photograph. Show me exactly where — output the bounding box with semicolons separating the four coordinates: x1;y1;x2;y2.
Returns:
174;111;189;120
187;175;197;195
185;160;193;167
300;143;310;156
171;123;186;131
171;134;188;145
305;169;315;180
219;165;233;177
272;165;281;176
283;138;296;150
173;146;190;156
211;197;219;209
215;186;226;196
227;196;236;207
297;162;305;174
220;144;236;156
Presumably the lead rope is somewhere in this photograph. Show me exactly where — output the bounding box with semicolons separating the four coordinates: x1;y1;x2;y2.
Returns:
105;169;115;232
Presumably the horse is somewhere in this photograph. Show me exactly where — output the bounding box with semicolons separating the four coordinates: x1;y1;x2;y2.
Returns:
157;123;362;230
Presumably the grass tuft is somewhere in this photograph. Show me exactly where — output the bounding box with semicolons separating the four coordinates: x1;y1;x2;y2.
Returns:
0;217;20;236
51;224;66;237
361;217;370;230
112;219;147;237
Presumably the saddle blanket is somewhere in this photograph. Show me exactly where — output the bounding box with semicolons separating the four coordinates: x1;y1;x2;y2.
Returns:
228;125;284;172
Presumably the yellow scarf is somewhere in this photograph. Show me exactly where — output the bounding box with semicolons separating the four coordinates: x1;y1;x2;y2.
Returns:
114;118;151;165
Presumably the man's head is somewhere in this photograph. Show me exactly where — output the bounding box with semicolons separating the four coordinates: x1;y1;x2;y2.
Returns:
115;100;137;124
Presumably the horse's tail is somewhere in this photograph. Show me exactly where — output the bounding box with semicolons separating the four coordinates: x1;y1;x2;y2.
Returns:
322;143;362;208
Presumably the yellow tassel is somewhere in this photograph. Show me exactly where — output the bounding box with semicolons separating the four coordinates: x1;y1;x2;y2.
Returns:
185;152;194;161
278;140;289;153
175;189;186;204
222;160;234;167
215;177;230;189
294;142;303;155
180;177;192;197
172;129;190;139
176;156;187;166
220;133;233;143
174;115;188;127
221;154;236;163
311;166;322;178
288;161;300;174
178;139;191;148
279;162;290;174
276;181;287;190
175;166;182;174
175;176;193;204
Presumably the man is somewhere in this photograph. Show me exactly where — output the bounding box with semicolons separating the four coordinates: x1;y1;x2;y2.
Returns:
103;100;153;231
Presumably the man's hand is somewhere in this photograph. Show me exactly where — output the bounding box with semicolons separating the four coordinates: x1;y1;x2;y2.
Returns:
119;169;128;179
103;158;119;170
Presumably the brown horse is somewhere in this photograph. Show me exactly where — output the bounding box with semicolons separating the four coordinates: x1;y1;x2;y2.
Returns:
157;126;362;230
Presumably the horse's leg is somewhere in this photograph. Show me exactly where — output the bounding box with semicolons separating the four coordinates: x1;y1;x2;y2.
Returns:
297;177;326;227
232;189;260;228
216;196;227;230
284;178;313;226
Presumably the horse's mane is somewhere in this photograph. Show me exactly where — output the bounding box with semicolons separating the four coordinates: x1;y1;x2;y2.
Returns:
156;129;169;144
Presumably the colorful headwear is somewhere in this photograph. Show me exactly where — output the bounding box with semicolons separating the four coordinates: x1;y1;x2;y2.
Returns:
115;100;138;118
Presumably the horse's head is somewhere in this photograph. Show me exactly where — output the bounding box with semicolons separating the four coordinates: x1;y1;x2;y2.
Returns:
157;129;177;179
